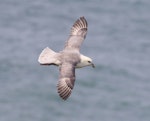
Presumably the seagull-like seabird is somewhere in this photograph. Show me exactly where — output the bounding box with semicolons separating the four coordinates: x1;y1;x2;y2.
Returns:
38;17;95;100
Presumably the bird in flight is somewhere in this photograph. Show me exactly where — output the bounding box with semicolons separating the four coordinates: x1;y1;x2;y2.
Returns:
38;17;95;100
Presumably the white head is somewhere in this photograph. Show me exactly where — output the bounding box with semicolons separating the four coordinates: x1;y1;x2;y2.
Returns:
76;54;95;68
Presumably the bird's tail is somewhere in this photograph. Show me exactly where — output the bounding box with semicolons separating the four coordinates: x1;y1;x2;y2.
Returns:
38;47;60;66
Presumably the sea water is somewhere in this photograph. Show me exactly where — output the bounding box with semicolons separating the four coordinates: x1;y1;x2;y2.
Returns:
0;0;150;121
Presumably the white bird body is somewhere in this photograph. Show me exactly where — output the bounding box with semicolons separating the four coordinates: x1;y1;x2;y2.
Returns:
38;47;94;68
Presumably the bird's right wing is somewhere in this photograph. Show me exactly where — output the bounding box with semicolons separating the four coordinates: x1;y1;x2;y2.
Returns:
64;17;88;51
57;63;76;100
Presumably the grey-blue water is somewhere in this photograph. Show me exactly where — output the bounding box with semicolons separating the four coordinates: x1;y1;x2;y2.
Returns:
0;0;150;121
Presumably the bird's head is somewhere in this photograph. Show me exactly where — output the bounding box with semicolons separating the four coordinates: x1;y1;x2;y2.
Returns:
84;56;95;68
76;54;95;68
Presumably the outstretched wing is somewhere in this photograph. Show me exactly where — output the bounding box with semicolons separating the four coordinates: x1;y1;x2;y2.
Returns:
64;16;88;51
57;63;76;100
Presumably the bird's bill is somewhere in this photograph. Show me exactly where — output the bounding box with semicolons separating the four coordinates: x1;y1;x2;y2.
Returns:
91;63;95;68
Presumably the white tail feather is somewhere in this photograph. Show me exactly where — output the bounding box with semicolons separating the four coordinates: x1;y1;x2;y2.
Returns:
38;47;60;65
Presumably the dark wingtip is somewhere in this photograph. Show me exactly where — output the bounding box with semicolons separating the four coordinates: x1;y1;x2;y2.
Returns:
70;16;88;36
57;79;72;100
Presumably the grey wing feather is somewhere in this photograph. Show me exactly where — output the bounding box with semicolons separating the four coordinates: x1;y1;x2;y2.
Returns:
65;16;88;50
57;63;75;100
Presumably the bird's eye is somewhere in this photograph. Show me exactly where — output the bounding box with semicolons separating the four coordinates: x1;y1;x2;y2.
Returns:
88;61;91;63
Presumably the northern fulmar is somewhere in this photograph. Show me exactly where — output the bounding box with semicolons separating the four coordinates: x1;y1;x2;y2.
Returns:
38;17;95;100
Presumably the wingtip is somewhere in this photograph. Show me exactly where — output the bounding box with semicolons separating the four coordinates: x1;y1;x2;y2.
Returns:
80;16;85;19
57;78;72;100
80;16;86;21
70;16;88;36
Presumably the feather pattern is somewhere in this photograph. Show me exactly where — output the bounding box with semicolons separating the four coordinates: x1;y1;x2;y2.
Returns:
70;16;88;36
57;63;75;100
65;16;88;51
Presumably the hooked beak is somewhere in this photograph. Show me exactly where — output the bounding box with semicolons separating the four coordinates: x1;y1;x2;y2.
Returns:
91;63;95;68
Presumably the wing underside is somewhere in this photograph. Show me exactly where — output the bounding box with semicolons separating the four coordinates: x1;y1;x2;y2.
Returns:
65;17;88;50
57;63;76;100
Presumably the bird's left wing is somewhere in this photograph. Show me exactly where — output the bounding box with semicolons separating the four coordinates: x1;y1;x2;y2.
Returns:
57;63;76;100
64;17;88;51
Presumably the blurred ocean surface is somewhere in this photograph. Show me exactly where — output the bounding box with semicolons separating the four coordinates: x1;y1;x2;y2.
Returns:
0;0;150;121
